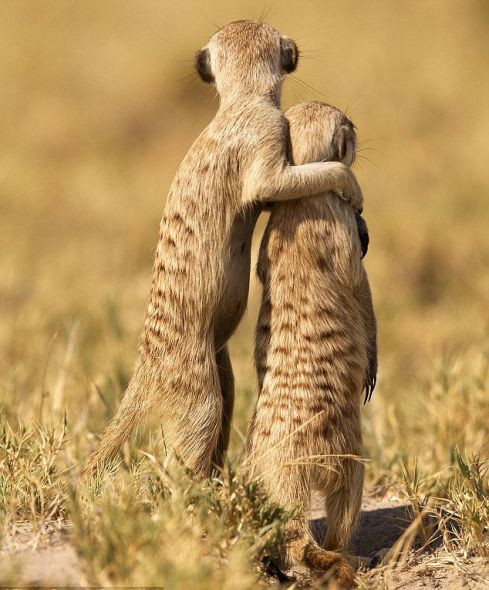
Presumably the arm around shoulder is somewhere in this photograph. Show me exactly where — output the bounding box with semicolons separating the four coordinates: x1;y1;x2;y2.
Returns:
243;158;363;211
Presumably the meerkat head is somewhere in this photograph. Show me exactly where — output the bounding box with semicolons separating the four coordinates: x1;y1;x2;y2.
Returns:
285;101;356;166
195;20;298;99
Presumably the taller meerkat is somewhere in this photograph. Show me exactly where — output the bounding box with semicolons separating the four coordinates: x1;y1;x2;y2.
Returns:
85;21;363;478
247;102;377;586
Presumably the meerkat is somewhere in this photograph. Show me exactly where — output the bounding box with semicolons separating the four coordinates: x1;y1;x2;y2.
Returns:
84;21;364;479
246;102;377;587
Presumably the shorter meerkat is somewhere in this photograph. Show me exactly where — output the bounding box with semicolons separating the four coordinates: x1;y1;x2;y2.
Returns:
247;102;377;587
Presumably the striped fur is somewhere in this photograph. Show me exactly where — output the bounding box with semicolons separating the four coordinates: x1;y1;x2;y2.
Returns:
247;102;377;587
85;23;364;481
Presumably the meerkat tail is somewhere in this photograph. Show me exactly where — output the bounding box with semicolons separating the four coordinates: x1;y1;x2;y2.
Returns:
83;377;147;478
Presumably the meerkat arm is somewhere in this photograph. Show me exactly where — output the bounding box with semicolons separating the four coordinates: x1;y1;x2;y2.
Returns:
355;268;378;402
355;213;369;258
244;160;363;212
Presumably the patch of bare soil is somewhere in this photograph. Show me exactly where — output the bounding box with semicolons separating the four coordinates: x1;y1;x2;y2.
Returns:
0;523;87;587
0;495;487;588
310;493;489;589
310;492;414;557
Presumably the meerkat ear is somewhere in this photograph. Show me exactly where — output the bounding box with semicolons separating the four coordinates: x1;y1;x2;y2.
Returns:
335;125;356;165
195;48;214;83
280;37;298;73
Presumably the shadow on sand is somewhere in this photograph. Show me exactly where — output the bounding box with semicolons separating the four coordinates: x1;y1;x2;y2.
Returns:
310;504;414;556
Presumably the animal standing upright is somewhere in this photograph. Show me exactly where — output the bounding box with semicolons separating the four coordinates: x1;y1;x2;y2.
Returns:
247;102;377;588
85;22;364;479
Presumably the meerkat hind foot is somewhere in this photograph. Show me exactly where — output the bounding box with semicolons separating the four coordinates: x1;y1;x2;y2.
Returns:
286;562;357;589
297;545;357;589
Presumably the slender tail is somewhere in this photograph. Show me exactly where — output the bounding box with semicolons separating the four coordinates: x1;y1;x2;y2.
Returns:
83;378;147;479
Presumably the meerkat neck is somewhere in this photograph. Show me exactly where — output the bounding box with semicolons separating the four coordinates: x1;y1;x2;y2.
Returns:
219;86;282;110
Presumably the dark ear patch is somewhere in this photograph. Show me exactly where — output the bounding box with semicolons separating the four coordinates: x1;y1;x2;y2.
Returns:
280;37;298;73
195;48;214;83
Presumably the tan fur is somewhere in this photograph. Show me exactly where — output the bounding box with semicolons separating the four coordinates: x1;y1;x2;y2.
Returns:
247;102;377;587
84;22;364;480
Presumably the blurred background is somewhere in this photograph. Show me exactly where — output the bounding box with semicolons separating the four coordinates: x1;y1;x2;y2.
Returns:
1;1;488;467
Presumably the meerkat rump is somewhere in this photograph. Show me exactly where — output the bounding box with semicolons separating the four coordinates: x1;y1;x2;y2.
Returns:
84;21;364;479
247;102;377;586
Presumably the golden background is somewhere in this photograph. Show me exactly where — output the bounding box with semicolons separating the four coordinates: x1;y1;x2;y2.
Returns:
1;0;488;461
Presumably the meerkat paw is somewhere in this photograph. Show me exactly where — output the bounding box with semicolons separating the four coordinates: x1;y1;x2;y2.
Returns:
369;547;390;567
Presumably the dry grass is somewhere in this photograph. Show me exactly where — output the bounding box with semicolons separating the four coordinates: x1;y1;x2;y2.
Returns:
1;1;488;587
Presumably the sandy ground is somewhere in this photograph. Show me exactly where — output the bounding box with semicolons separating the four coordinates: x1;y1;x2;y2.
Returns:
1;494;487;588
0;523;87;587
